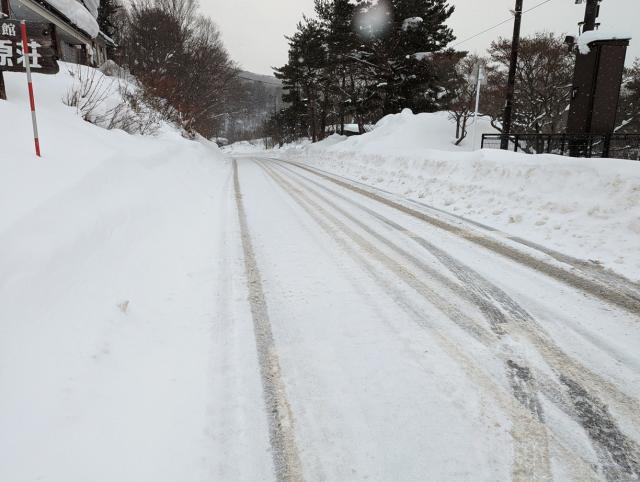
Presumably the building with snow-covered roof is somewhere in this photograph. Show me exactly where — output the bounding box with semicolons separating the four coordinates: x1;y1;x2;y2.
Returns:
2;0;113;65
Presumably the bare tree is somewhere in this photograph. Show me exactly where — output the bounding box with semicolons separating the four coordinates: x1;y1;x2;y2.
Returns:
616;58;640;133
446;54;493;145
118;0;238;136
484;32;574;134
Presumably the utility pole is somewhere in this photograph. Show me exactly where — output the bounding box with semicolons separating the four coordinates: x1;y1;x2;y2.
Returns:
581;0;600;32
0;0;9;100
500;0;523;150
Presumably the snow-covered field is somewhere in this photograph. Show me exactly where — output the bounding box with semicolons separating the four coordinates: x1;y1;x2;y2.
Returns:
279;109;640;282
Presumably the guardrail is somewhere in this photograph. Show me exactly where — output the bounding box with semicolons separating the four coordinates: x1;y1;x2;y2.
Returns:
481;133;640;160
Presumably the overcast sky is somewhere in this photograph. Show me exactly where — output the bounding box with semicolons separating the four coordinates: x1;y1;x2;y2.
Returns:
201;0;639;75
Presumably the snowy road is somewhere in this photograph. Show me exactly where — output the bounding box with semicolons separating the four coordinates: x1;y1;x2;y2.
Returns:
232;156;640;481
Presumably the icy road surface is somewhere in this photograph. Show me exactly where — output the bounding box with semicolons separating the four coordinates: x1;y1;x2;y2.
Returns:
2;153;639;482
232;156;640;482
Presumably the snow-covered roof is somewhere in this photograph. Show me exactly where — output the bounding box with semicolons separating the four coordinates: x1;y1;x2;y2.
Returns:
576;30;632;55
45;0;100;38
82;0;100;18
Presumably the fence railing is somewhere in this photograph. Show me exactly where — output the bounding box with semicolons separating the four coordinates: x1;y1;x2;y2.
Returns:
481;133;640;160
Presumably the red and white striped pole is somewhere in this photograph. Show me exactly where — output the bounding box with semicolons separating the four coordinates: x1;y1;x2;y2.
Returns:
20;20;41;157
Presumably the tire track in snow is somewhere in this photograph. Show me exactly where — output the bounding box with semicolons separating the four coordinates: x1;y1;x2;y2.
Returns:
279;160;640;316
233;160;305;482
273;160;640;481
277;162;640;404
258;161;563;481
266;156;640;301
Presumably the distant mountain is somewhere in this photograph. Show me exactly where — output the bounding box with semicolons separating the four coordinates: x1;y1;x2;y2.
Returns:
219;71;284;142
238;71;282;88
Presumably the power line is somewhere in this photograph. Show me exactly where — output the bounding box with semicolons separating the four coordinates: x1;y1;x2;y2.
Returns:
451;0;556;49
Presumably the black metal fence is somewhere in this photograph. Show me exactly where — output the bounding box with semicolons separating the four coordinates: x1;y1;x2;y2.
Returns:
481;133;640;160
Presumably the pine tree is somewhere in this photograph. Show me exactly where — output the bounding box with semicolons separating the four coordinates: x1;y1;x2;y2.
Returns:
275;18;330;141
353;0;456;115
272;0;459;144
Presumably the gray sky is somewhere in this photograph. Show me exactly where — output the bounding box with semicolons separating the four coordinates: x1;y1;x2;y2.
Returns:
201;0;639;75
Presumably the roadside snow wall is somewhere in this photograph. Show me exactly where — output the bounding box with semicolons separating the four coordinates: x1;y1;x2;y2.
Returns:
282;109;640;281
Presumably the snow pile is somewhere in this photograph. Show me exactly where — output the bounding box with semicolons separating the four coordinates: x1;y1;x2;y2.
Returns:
223;138;315;155
281;109;640;281
576;29;632;54
222;139;266;154
402;17;423;31
46;0;100;37
307;109;497;155
0;65;249;480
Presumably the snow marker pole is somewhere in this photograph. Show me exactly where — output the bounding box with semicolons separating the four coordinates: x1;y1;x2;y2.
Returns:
20;20;41;157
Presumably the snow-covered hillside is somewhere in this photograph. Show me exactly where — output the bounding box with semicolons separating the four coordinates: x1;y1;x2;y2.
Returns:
279;109;640;282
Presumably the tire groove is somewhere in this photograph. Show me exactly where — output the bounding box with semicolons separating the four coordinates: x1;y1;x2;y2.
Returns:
258;161;564;481
272;160;640;481
281;160;640;316
233;160;305;482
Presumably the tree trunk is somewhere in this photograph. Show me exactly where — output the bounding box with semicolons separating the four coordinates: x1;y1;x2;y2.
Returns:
340;71;346;135
309;100;317;143
455;115;468;146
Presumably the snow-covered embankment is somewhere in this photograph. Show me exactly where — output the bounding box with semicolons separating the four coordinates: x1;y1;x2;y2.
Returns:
281;109;640;281
0;65;269;481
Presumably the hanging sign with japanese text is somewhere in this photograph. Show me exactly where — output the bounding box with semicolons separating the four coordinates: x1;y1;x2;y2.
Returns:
0;20;59;75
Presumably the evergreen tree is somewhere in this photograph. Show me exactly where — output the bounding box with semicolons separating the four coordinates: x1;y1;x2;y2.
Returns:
353;0;456;115
275;18;329;141
270;0;459;144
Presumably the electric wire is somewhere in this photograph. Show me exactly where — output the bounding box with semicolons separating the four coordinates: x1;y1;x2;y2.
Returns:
451;0;556;48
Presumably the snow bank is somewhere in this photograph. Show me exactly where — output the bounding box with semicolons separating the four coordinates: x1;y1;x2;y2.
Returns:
281;109;640;281
46;0;100;37
307;109;497;155
0;64;256;481
222;139;266;154
576;29;632;54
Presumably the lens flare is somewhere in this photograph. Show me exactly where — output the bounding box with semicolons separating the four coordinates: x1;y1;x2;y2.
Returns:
353;0;393;40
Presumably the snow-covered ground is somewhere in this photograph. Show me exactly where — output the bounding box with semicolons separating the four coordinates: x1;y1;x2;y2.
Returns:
2;64;640;482
279;109;640;282
0;65;275;481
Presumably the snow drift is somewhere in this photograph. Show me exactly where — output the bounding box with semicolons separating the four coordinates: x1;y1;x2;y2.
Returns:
281;109;640;281
0;64;256;481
